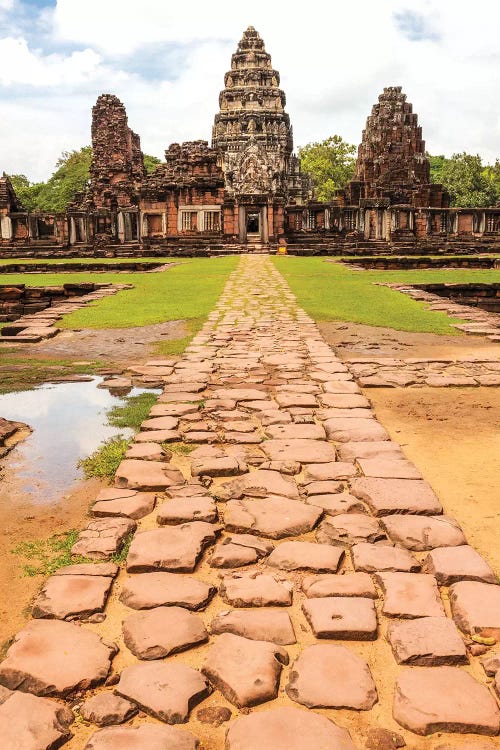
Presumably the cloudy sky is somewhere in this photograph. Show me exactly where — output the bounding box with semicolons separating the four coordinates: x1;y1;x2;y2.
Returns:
1;0;499;181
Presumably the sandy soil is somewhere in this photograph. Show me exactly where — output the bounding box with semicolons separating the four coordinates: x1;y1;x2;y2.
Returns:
367;386;500;574
320;320;499;360
0;475;105;649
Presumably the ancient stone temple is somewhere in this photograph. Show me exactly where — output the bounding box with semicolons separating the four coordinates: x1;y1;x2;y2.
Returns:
1;28;499;256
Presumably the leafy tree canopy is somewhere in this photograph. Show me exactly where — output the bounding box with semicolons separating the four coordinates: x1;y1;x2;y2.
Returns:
298;135;356;201
8;148;162;213
428;152;499;208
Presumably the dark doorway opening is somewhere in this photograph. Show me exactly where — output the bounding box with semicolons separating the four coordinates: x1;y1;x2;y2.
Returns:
246;212;260;234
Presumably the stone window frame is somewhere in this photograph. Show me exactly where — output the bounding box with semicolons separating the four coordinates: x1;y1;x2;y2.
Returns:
304;210;316;230
178;206;222;234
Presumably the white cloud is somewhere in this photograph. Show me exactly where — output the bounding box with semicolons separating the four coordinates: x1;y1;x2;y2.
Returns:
1;0;499;182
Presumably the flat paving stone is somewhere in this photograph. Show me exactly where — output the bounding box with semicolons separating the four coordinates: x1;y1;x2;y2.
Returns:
393;667;500;736
125;442;169;460
119;572;215;610
338;441;403;461
302;462;357;481
220;573;293;607
215;388;269;401
156;496;218;525
123;606;208;659
317;514;385;546
218;470;300;500
261;438;336;463
71;518;136;560
381;514;466;550
286;643;377;709
265;423;326;440
275;393;318;408
134;429;181;443
324;418;389;442
126;522;220;573
0;690;74;750
352;543;420;573
91;488;156;520
376;572;445;618
267;541;344;572
302;572;377;599
0;619;115;696
80;692;138;726
302;596;378;640
387;616;467;665
116;661;210;724
357;457;422;479
83;724;200;750
350;478;443;516
141;416;179;431
422;545;497;585
32;573;113;620
223;496;322;539
305;492;366;515
114;460;184;490
303;480;343;495
210;609;296;645
449;581;500;638
202;632;288;708
53;562;119;577
210;542;260;568
191;456;242;477
225;706;358;750
320;394;370;408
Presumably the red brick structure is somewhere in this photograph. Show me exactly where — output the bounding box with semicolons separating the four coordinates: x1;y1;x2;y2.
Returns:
0;30;499;256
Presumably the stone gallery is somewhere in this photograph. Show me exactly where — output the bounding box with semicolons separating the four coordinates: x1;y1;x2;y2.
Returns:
1;26;499;255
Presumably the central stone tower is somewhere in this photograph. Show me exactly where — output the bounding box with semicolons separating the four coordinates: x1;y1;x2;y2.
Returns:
212;26;309;244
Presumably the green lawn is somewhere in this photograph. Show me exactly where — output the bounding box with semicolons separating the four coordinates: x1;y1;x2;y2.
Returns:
2;257;238;330
273;256;500;334
0;256;168;266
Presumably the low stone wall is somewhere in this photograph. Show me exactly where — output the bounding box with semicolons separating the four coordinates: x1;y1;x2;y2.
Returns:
342;257;499;270
0;261;165;274
0;283;112;322
412;283;500;313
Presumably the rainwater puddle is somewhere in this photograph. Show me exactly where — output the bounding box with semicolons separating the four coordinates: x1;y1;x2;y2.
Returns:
0;377;158;504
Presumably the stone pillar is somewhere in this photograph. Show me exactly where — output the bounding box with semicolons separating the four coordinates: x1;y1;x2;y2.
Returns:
117;212;125;243
238;205;246;242
69;217;76;245
262;205;269;243
0;215;12;240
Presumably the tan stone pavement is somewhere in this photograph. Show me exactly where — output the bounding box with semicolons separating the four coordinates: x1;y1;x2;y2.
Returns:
0;256;499;750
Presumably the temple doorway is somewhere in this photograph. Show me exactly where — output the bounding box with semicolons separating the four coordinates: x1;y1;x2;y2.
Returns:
246;211;260;237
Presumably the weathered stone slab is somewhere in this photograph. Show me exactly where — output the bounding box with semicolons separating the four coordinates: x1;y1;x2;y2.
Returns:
449;581;500;638
116;662;210;724
120;572;215;610
338;441;403;461
275;393;318;408
141;416;179;431
123;606;208;659
393;667;500;735
125;443;169;461
316;514;385;546
376;572;445;618
261;439;336;463
210;542;260;568
302;597;377;640
303;480;343;495
91;488;156;520
191;455;242;477
305;492;365;516
357;457;422;479
156;496;218;525
225;706;358;750
320;394;370;409
80;692;137;726
53;562;118;577
422;545;497;585
286;644;377;709
381;514;466;550
210;609;296;645
71;518;136;560
267;541;344;572
0;690;74;749
32;574;113;620
0;619;115;696
126;523;220;573
265;424;326;440
202;633;288;708
318;407;373;419
218;470;300;501
220;573;293;607
223;496;321;539
134;429;181;443
387;617;467;665
302;572;377;599
352;543;420;573
214;388;268;402
350;478;443;516
84;724;200;750
302;462;357;481
324;418;389;442
115;460;184;490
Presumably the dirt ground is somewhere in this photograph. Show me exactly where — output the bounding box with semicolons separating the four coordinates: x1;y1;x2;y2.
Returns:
320;320;499;359
367;386;500;575
0;474;105;649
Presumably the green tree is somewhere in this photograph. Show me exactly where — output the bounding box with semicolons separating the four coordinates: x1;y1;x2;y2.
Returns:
7;174;44;211
144;154;161;174
298;135;356;201
427;152;497;207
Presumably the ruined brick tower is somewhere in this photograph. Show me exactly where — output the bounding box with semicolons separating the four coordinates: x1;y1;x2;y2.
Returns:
344;86;448;208
212;26;310;243
89;94;145;211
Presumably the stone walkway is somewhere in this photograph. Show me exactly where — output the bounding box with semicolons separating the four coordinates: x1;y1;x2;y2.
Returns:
0;256;499;750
